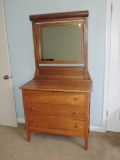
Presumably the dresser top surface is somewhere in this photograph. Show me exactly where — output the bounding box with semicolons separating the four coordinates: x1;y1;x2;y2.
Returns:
20;78;92;93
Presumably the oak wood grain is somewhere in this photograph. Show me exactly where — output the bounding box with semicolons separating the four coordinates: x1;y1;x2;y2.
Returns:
25;103;85;120
20;79;92;93
28;115;84;133
24;91;84;105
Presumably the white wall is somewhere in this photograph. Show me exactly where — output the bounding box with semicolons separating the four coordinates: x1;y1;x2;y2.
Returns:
3;0;107;127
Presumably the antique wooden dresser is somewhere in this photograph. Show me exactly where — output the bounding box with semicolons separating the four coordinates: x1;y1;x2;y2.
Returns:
20;11;92;150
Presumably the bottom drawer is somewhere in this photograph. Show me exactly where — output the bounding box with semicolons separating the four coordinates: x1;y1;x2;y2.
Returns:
28;115;84;136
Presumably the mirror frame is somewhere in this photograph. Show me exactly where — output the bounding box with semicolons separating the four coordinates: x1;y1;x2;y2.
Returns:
36;20;84;64
30;11;88;78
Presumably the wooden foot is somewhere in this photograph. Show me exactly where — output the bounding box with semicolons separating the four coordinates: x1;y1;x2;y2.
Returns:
26;130;31;141
84;137;88;150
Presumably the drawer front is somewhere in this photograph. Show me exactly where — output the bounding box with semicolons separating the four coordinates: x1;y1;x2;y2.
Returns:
28;115;84;134
24;91;84;105
25;103;85;120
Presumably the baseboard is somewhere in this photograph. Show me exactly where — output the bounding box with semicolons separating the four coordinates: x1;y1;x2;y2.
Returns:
90;126;105;132
17;118;105;132
17;118;25;123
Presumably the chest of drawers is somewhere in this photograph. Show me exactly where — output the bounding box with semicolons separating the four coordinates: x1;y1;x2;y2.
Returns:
20;78;91;150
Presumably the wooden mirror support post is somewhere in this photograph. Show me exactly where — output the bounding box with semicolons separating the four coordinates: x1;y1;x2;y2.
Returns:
20;11;92;150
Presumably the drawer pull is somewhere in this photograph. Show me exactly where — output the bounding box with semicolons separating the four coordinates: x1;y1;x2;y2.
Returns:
74;97;78;100
74;111;78;114
32;120;35;123
30;108;34;111
29;95;33;98
75;123;78;128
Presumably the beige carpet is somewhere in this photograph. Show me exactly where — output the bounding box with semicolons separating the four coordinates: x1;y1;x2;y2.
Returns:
0;124;120;160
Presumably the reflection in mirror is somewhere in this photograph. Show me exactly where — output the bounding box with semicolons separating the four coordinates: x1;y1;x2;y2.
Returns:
40;24;83;62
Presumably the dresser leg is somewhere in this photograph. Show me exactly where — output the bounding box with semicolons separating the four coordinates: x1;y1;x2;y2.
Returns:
84;93;89;150
24;113;31;141
26;130;31;141
84;137;88;150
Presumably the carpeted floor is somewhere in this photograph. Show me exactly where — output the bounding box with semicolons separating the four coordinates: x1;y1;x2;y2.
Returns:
0;123;120;160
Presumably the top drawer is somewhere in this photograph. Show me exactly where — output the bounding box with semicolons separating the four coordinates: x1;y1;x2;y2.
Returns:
23;91;84;105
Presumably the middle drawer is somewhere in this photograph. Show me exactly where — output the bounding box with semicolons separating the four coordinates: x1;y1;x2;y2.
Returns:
25;103;85;120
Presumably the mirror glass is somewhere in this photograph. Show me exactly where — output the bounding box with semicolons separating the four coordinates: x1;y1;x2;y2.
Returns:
39;24;83;63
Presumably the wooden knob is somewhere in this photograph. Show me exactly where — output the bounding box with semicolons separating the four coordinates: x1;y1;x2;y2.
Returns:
74;111;78;114
75;123;78;128
74;97;78;100
29;94;32;98
30;108;34;111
